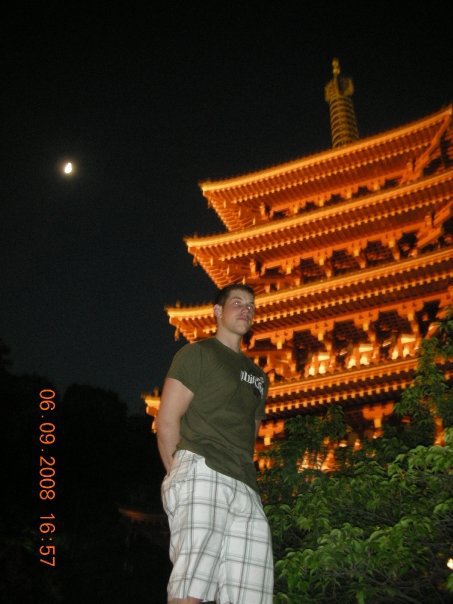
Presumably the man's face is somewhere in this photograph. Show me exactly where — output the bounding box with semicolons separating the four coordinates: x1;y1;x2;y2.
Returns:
215;289;255;336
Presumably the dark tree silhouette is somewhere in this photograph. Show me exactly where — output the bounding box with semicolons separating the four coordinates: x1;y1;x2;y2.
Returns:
1;343;169;603
1;343;62;602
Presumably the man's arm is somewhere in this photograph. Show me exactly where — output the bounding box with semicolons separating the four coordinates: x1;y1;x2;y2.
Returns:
255;419;262;439
155;377;194;473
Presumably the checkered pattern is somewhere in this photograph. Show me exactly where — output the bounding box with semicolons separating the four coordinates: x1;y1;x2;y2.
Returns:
161;450;274;603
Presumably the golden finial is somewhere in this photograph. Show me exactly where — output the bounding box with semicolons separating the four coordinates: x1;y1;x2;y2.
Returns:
332;57;340;77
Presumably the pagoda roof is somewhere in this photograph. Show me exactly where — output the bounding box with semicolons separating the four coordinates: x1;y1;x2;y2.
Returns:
187;171;452;289
166;247;453;342
265;358;453;419
265;357;417;416
199;105;452;232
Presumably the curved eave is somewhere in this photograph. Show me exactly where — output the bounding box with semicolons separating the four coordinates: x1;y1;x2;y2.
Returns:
265;358;417;416
200;106;452;231
187;171;453;282
265;361;453;417
166;248;453;341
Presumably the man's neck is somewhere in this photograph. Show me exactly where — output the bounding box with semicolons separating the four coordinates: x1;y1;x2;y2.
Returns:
215;331;242;353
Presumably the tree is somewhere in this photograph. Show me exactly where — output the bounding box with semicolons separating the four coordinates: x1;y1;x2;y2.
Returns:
0;343;63;602
0;343;168;602
395;307;453;436
260;310;453;603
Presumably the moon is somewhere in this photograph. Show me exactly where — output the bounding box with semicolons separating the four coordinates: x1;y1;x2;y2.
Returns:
58;159;76;177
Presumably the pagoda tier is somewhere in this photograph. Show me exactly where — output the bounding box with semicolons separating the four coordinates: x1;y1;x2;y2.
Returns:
167;249;451;400
187;170;452;292
198;106;451;233
167;247;452;344
162;104;453;443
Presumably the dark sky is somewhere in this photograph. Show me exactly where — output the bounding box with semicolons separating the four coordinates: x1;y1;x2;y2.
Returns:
2;2;451;414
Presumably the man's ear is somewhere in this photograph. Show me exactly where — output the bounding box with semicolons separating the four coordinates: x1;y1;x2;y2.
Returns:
213;304;222;319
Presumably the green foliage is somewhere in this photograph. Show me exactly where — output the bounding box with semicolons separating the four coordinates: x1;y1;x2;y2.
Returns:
259;405;348;503
265;430;453;603
261;310;453;603
395;306;453;432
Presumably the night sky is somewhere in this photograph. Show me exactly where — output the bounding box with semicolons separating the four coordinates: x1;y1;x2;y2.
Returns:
2;2;451;414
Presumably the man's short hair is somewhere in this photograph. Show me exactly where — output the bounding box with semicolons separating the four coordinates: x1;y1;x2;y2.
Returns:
214;284;255;307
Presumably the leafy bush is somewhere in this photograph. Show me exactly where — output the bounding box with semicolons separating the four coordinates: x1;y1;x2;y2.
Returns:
260;310;453;603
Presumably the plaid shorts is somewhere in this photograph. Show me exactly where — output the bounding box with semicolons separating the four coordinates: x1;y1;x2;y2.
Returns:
161;449;274;604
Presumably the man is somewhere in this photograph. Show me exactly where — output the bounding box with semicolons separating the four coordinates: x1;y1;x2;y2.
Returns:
156;284;274;604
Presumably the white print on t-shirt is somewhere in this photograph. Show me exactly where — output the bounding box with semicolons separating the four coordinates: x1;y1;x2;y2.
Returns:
240;370;264;398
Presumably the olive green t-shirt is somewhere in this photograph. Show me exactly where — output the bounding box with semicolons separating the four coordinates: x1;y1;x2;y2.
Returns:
166;337;268;492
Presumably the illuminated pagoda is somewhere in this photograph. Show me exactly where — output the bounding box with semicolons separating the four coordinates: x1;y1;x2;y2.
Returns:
145;60;453;452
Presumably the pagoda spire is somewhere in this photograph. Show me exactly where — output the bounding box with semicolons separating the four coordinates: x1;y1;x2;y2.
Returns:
324;58;359;148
